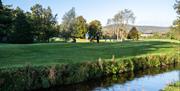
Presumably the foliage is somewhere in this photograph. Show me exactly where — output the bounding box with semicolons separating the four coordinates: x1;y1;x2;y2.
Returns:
30;4;58;42
8;7;34;43
0;0;2;9
0;3;58;43
0;3;102;43
0;1;13;42
0;53;179;91
88;20;102;42
162;81;180;91
127;27;139;40
73;16;88;39
60;15;88;42
107;9;135;41
169;23;180;40
60;7;76;41
170;1;180;40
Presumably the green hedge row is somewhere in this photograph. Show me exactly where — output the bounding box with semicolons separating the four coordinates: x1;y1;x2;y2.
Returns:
0;54;179;91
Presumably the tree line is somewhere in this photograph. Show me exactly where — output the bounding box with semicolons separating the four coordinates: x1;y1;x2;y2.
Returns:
170;0;180;40
1;0;179;44
0;1;102;43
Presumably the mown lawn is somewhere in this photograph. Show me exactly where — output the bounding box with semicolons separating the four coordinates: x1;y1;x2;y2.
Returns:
0;39;179;68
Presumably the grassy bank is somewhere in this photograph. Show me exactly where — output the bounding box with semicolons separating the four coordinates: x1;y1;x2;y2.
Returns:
0;40;180;91
0;53;180;91
162;81;180;91
0;39;179;68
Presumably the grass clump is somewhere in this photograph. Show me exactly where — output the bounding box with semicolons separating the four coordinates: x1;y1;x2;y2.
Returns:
162;81;180;91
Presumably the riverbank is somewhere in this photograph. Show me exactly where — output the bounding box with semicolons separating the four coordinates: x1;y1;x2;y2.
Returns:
162;81;180;91
34;64;180;91
0;54;179;91
0;40;179;91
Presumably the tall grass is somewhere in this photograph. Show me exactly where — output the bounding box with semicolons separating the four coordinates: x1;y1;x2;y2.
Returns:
0;54;179;91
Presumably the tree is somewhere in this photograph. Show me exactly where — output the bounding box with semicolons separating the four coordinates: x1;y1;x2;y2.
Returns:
30;4;44;42
0;0;13;42
174;0;180;15
88;20;102;43
127;27;139;40
170;0;180;40
108;9;135;42
30;4;57;42
0;0;2;9
41;7;57;42
9;7;33;43
106;19;116;40
72;16;88;42
60;7;76;41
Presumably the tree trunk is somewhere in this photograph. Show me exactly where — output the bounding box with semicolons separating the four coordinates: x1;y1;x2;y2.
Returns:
97;36;99;43
116;30;119;41
72;38;76;43
119;30;123;42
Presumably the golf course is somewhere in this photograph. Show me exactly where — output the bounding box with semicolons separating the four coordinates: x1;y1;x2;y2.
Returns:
0;39;179;91
0;39;179;68
1;0;180;91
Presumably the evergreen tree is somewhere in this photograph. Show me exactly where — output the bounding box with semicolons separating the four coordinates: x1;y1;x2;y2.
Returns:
0;0;13;42
9;7;33;43
127;27;139;40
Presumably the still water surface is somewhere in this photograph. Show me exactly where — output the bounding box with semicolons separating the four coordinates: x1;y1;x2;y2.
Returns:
37;65;180;91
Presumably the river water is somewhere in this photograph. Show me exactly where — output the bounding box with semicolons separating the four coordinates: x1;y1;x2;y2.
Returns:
37;65;180;91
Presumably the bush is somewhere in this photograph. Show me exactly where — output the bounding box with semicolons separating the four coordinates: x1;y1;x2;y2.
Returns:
127;27;140;40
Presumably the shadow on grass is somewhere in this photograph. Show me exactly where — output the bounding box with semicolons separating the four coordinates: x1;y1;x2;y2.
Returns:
0;40;179;67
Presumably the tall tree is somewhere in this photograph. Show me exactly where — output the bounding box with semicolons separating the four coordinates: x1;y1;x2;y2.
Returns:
0;0;2;10
41;7;57;42
88;20;102;43
30;4;43;42
9;7;33;43
72;16;87;42
170;0;180;40
30;4;57;42
174;0;180;14
108;9;135;41
0;1;13;42
60;7;76;41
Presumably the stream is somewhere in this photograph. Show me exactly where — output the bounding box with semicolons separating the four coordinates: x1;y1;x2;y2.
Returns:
36;65;180;91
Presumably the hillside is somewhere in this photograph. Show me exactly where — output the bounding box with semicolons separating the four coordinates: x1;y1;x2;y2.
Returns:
103;25;170;34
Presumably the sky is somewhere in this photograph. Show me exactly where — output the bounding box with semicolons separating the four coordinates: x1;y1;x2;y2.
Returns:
2;0;178;27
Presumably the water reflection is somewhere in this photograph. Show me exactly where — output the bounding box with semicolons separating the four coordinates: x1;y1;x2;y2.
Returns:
36;65;180;91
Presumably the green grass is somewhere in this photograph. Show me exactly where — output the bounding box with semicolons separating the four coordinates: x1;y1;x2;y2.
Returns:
0;39;179;68
162;81;180;91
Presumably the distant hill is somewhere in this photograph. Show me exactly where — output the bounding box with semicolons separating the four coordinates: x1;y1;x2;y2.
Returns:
103;25;170;34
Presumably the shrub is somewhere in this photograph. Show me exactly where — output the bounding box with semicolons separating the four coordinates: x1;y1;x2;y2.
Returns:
127;27;140;40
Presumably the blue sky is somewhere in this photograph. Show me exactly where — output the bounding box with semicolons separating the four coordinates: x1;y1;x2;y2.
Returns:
2;0;177;26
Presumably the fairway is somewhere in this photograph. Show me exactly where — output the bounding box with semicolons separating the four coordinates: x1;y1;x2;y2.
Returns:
0;40;179;68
